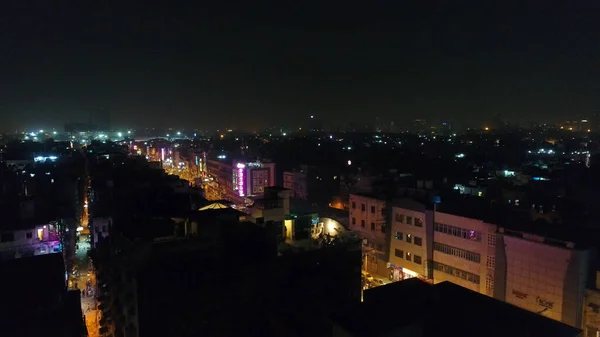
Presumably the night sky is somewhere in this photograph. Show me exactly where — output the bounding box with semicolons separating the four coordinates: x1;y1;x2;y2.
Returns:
1;1;599;131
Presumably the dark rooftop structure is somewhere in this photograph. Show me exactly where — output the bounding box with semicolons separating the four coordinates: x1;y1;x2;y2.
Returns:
0;253;86;337
331;278;581;337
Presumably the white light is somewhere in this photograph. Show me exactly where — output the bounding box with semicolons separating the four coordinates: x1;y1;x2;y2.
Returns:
128;130;131;134
118;132;122;137
53;131;57;135
177;132;181;135
282;132;287;136
39;130;43;133
347;160;352;165
76;226;83;232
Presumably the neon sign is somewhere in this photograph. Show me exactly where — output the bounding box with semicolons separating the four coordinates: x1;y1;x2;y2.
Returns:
237;163;245;196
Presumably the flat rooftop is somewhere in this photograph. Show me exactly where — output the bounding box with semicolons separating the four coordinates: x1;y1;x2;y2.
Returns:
332;278;581;337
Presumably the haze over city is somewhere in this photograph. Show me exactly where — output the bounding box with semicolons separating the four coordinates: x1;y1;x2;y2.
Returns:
2;2;600;131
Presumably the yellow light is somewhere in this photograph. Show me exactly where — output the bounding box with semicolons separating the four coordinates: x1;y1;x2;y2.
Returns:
569;127;573;131
484;127;489;131
588;129;591;132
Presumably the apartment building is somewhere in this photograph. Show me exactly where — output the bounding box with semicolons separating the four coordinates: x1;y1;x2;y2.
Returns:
349;193;388;275
388;199;430;282
584;272;600;337
496;227;592;328
431;210;497;295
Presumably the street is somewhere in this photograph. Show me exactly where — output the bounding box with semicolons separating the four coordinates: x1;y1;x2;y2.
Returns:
68;190;101;337
72;235;101;337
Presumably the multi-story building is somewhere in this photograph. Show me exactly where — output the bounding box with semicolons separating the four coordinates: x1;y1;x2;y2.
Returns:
584;271;600;337
496;227;592;328
431;210;497;295
388;199;430;282
283;165;339;207
349;193;388;275
206;157;276;204
0;221;62;260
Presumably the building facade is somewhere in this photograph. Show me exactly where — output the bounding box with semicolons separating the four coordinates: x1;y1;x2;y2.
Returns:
349;193;388;276
388;199;430;282
431;210;497;295
496;227;591;328
584;272;600;337
0;222;62;260
206;158;276;203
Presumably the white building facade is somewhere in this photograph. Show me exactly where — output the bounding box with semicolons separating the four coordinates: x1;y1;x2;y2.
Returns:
497;228;591;328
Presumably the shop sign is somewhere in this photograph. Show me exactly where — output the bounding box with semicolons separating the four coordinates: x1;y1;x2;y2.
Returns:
512;289;528;299
536;297;554;309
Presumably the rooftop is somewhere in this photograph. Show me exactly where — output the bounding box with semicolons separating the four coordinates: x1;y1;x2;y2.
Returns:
332;279;580;337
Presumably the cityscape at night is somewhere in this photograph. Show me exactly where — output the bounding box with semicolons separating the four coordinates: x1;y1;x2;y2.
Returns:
2;2;600;337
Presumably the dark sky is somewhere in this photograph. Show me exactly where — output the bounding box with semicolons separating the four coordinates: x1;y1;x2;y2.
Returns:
1;1;600;131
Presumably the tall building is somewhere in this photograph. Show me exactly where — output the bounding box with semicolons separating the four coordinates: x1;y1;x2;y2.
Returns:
349;193;389;275
205;157;276;203
350;196;594;328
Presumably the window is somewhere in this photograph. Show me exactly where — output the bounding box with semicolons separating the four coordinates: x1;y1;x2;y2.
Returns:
1;232;14;242
406;234;412;244
434;222;482;242
486;275;494;293
486;256;495;269
406;252;412;261
433;262;480;285
371;206;375;214
371;223;375;230
406;216;413;225
351;202;356;209
361;220;366;228
376;243;383;251
395;231;403;240
414;218;423;227
26;232;32;239
433;242;481;263
488;234;496;247
395;249;404;259
414;237;422;246
352;217;356;225
381;224;386;234
395;213;404;223
413;255;422;265
361;204;366;212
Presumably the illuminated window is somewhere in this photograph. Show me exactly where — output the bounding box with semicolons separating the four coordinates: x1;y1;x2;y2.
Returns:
406;234;412;244
395;231;403;240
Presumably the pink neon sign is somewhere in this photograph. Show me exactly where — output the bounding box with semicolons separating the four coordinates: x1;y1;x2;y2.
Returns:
237;163;245;196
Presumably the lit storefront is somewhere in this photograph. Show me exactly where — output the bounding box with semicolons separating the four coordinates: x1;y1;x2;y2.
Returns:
388;264;420;282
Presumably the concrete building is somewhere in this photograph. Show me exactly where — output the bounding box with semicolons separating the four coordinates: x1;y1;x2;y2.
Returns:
349;193;388;275
388;198;430;282
496;227;592;328
431;210;497;295
584;272;600;337
206;157;276;203
0;221;62;260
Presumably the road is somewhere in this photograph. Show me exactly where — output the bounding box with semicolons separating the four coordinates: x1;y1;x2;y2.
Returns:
75;237;100;337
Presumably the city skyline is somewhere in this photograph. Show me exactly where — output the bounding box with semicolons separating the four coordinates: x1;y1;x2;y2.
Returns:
1;2;600;131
